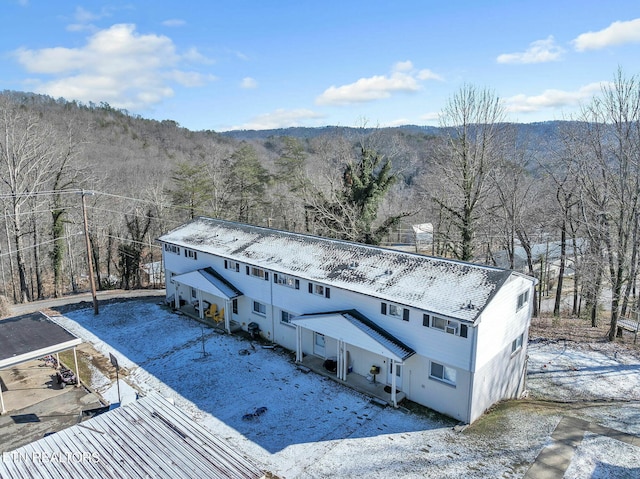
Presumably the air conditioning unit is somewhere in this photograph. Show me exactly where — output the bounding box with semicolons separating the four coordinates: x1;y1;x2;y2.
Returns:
446;325;458;335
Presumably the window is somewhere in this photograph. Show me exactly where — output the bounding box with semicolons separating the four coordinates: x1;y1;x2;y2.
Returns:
225;260;240;272
275;274;299;289
517;290;529;310
430;315;465;337
184;249;197;260
164;244;180;255
191;288;197;299
511;333;524;353
315;333;325;348
430;361;456;386
308;282;330;298
381;303;410;321
252;301;266;315
281;310;295;325
232;298;238;314
246;266;268;280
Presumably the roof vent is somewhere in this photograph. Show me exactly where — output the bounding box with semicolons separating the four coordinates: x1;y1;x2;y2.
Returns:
348;261;359;269
385;269;393;275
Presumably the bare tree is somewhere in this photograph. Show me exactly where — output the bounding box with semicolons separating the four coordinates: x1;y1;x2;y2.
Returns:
0;98;66;302
572;70;640;339
433;85;507;261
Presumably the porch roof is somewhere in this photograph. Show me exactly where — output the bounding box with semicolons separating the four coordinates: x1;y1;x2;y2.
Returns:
173;267;242;300
292;310;415;362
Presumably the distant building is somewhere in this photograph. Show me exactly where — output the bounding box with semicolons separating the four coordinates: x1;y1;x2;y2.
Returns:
159;217;535;424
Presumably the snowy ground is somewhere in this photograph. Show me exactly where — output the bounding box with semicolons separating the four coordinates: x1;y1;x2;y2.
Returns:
48;301;640;478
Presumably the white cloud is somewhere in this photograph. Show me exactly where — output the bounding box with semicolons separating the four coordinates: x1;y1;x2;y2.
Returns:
13;24;215;110
240;77;258;89
420;112;440;122
573;18;640;51
497;36;564;64
316;62;442;106
504;82;607;113
162;19;186;27
232;108;324;130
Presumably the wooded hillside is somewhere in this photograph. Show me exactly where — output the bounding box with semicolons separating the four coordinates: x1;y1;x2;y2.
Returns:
1;73;640;342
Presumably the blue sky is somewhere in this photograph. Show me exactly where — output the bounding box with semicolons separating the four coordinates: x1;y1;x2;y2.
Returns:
3;1;640;131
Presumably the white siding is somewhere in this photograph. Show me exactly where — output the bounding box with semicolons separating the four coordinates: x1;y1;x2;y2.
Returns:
404;354;471;422
474;275;533;371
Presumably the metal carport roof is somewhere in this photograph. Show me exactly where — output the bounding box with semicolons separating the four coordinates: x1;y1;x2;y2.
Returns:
0;392;266;479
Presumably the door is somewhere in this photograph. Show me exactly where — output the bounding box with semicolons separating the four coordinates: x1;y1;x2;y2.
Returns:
388;362;403;389
313;333;325;357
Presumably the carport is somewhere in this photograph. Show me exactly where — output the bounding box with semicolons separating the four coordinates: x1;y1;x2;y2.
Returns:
0;312;82;414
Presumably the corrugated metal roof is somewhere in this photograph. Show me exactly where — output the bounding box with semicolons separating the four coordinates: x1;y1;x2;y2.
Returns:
0;393;265;479
293;310;415;361
159;217;514;322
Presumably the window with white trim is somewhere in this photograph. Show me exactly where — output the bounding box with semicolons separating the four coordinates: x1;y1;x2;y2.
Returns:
184;248;197;260
430;361;457;386
381;302;410;321
164;244;180;255
424;314;468;338
245;265;269;280
275;273;299;289
281;310;295;325
511;333;524;353
517;290;529;311
225;260;240;272
308;282;330;298
253;301;266;315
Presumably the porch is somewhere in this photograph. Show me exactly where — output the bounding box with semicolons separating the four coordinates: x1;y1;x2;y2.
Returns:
177;303;242;333
300;355;406;406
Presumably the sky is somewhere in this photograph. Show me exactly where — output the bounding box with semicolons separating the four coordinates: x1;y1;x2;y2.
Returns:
3;1;640;132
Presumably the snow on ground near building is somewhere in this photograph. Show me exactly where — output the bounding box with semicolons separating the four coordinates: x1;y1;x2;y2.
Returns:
49;301;640;478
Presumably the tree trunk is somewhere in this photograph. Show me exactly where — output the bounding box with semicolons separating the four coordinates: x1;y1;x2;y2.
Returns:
553;221;566;317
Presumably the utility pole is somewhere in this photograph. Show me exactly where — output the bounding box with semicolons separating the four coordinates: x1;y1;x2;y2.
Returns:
80;190;99;315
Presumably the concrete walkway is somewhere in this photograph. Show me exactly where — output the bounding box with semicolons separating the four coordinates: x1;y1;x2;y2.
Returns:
524;415;640;478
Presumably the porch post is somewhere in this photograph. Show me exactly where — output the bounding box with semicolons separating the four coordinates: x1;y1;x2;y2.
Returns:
224;299;231;333
0;383;5;414
336;340;343;381
295;326;303;362
391;359;397;407
197;290;204;319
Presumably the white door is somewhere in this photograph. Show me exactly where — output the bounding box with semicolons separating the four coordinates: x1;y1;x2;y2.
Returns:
388;362;403;389
314;333;325;357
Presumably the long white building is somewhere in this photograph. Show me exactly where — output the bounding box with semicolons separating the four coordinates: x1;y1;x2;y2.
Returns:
159;217;535;423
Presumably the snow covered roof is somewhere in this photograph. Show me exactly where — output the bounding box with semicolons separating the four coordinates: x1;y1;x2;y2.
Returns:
0;393;265;479
173;267;242;300
293;310;415;362
159;217;516;322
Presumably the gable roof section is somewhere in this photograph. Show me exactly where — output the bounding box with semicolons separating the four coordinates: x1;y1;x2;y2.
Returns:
0;312;82;369
293;310;415;362
173;267;242;300
159;217;518;322
0;393;265;479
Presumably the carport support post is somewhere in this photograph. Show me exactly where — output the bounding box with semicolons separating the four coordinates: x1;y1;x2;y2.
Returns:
73;347;80;387
0;385;5;414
